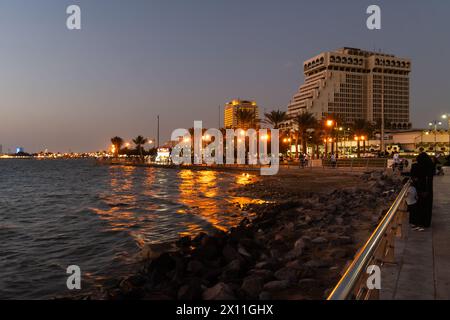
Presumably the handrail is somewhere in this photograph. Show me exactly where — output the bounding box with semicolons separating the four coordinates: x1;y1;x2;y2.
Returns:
327;180;411;300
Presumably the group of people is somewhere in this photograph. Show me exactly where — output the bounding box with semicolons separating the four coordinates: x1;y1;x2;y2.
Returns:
298;153;310;168
392;152;409;173
406;150;436;232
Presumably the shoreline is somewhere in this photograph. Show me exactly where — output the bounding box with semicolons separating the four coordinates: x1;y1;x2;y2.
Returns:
74;169;403;300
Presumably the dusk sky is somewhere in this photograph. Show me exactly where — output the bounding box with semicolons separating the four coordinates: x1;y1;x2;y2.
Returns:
1;0;449;153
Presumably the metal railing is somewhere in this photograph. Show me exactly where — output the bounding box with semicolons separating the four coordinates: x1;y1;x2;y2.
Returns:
327;180;410;300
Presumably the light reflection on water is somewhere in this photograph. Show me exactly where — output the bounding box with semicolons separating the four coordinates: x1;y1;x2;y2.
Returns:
92;167;262;245
0;160;266;299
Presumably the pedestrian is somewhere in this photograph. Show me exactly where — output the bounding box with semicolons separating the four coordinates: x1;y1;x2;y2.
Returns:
410;152;434;229
304;153;309;167
330;153;337;168
393;152;401;172
299;153;305;168
406;179;421;230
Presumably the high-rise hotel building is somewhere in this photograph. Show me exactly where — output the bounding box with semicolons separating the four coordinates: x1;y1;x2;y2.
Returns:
286;47;411;130
224;99;260;129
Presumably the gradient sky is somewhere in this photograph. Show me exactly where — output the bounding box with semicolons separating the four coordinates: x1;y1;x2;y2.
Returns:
0;0;449;153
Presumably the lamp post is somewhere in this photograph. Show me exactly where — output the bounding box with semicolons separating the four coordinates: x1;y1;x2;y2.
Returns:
442;114;450;155
429;120;443;154
326;119;338;157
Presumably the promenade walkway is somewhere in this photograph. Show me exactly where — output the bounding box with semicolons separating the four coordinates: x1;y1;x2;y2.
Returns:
381;173;450;300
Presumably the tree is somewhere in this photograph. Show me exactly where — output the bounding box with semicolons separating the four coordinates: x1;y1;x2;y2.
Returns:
263;110;288;129
290;112;317;159
235;109;258;129
110;136;124;157
133;135;148;161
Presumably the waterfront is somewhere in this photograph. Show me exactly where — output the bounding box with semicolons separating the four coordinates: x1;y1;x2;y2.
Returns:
0;159;259;299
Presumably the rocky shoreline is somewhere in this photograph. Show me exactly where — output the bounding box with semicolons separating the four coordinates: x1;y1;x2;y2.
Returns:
84;170;403;300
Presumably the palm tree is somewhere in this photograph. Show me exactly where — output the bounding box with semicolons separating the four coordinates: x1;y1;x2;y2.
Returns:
236;109;257;129
263;110;288;129
290;112;317;159
133;135;148;161
110;136;124;158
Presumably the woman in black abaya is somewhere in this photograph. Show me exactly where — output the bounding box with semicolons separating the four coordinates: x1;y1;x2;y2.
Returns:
410;152;434;229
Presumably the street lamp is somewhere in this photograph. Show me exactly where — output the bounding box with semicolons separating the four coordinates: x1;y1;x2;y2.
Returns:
429;120;443;154
442;114;450;155
325;119;338;156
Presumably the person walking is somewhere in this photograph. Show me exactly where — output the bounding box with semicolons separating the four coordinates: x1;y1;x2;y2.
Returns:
410;152;434;229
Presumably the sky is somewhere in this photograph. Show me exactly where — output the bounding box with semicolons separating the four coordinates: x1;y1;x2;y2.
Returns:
0;0;449;153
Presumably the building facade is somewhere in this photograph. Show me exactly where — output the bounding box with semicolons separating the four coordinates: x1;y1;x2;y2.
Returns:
224;99;260;129
286;47;411;129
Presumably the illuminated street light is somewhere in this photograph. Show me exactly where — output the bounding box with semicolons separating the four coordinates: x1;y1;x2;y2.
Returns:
429;120;443;153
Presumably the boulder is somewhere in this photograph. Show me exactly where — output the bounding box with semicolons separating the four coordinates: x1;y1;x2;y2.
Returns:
240;276;264;299
263;280;290;291
202;282;236;300
259;291;271;300
311;237;328;245
274;267;300;283
177;279;202;300
186;260;204;274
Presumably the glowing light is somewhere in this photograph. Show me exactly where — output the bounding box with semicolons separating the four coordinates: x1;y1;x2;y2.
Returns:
326;120;334;127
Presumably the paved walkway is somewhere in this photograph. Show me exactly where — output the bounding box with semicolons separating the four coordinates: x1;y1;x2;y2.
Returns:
381;173;450;300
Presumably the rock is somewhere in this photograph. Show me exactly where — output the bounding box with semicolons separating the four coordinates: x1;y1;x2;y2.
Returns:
286;247;303;259
197;236;221;260
274;234;284;241
263;280;289;291
186;260;204;274
294;239;306;250
220;259;243;281
285;259;302;270
192;232;207;246
298;278;316;289
176;236;191;248
331;236;353;246
255;261;270;269
250;269;274;281
177;279;202;300
301;236;312;246
237;245;252;258
222;244;239;263
274;267;300;283
258;291;272;300
330;248;348;259
240;276;264;299
118;276;145;299
311;237;328;245
202;282;236;300
304;259;330;268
